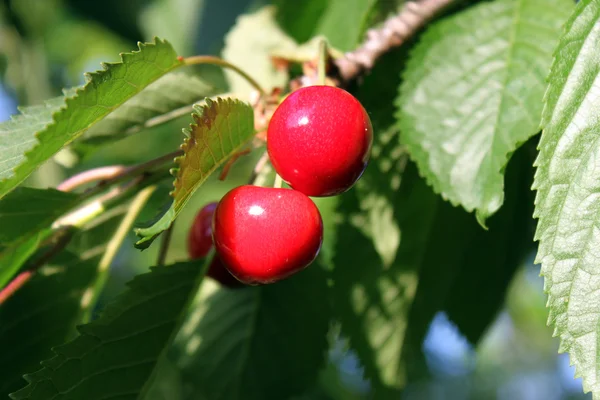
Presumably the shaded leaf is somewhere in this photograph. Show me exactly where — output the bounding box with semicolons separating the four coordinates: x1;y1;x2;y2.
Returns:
315;0;379;51
533;0;600;395
10;262;202;400
72;72;215;158
0;231;46;291
0;251;101;397
444;139;537;344
170;264;331;400
135;97;254;248
0;188;77;245
397;0;572;223
0;38;182;199
273;0;332;43
0;188;78;288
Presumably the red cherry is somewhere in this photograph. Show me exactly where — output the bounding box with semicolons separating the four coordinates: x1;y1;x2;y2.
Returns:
188;202;242;288
213;185;323;284
267;85;373;197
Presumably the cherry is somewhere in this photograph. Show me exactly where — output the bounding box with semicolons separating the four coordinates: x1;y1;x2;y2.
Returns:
188;202;242;288
267;85;373;197
213;185;323;284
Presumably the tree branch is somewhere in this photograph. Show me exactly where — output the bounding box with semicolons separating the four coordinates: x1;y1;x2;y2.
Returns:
78;150;182;201
334;0;456;81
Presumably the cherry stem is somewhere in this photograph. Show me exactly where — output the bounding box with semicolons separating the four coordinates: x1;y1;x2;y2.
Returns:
81;185;156;322
273;173;283;189
318;39;327;86
183;56;266;98
219;148;251;181
157;218;175;267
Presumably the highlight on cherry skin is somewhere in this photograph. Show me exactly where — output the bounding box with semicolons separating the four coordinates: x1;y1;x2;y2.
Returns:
187;202;243;288
212;185;324;285
267;85;373;197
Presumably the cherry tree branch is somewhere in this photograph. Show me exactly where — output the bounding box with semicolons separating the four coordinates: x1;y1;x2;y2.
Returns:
334;0;455;81
78;150;182;201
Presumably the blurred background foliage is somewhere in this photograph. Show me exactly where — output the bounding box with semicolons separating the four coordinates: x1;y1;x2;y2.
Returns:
0;0;589;398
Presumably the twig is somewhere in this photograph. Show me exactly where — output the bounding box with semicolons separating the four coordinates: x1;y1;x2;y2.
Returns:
79;150;182;201
81;185;157;322
156;219;175;266
335;0;455;81
0;228;74;305
57;165;127;192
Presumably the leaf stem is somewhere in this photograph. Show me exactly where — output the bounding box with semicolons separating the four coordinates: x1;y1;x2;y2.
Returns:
81;185;157;322
183;56;266;97
157;219;175;266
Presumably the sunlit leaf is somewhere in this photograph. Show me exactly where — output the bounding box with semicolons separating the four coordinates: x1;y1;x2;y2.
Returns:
397;0;572;223
10;262;202;400
533;0;600;395
0;38;182;199
169;264;330;400
135;98;254;248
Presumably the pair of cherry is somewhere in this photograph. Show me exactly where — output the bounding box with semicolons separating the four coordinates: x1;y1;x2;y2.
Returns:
188;85;373;286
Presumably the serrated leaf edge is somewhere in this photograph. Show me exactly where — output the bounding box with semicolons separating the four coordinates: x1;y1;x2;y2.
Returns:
0;37;183;199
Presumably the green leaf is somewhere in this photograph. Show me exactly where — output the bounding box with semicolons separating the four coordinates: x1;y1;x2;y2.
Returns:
71;72;215;158
397;0;572;223
0;199;136;396
0;231;46;291
331;158;438;394
169;264;331;400
315;0;379;51
223;6;297;96
0;188;78;288
332;149;536;392
9;262;202;400
0;38;182;199
135;97;254;248
533;0;600;395
0;251;101;397
444;139;537;344
273;0;331;43
0;97;65;178
0;188;77;245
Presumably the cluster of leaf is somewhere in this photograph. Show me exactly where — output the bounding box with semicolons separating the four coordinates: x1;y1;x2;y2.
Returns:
1;0;599;398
